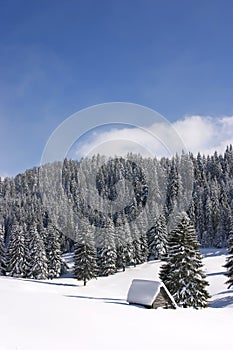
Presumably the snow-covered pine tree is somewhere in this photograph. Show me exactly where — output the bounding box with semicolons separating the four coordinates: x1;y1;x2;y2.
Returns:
166;158;180;216
73;220;97;286
136;211;148;263
224;232;233;289
121;220;133;267
159;212;209;308
115;221;127;271
0;225;6;275
210;178;221;247
7;223;29;277
194;190;205;244
97;220;117;276
45;222;62;279
28;223;48;279
2;145;233;265
130;221;142;267
203;191;214;247
147;213;167;260
22;223;32;278
115;216;133;271
219;180;232;247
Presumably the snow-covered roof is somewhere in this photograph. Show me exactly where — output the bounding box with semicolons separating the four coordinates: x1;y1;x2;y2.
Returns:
127;279;177;307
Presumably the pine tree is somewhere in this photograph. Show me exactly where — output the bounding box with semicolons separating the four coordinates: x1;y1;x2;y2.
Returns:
159;212;209;308
2;146;233;273
0;225;6;275
130;222;142;266
166;158;182;217
28;224;48;280
115;216;133;271
97;220;117;276
136;212;148;262
224;233;233;289
115;222;127;271
203;193;214;247
73;221;97;286
45;223;62;279
7;224;29;277
22;223;33;278
147;214;167;260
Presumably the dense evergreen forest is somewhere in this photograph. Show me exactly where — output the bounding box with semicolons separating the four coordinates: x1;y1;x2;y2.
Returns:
0;145;232;280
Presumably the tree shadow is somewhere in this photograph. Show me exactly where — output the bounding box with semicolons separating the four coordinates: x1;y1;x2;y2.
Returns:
65;295;146;308
18;278;78;288
65;294;126;302
209;296;233;308
217;289;233;295
201;248;227;258
60;271;74;279
207;271;225;277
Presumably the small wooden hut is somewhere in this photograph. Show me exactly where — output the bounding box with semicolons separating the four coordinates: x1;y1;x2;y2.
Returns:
127;279;177;309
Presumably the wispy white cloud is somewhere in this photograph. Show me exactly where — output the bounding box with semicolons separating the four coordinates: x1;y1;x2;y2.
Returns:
174;115;233;155
72;115;233;159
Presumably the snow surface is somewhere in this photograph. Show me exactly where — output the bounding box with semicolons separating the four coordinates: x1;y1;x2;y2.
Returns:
0;249;232;350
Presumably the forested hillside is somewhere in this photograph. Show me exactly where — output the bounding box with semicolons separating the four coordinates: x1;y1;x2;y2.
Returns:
0;145;232;280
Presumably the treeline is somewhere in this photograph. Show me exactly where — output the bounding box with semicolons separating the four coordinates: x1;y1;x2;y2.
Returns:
0;145;232;280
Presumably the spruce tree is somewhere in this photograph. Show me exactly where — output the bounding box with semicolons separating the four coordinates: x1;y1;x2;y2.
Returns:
97;220;117;276
147;214;167;260
45;223;62;279
28;224;48;280
130;222;142;267
7;224;29;277
224;233;233;289
166;158;181;216
159;212;209;308
73;220;97;285
115;221;127;271
115;217;133;271
136;212;148;263
0;225;6;275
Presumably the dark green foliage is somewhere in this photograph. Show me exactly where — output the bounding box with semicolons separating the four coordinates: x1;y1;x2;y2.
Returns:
147;214;167;260
73;222;97;285
97;247;117;276
116;245;127;271
74;242;97;285
7;224;29;277
115;219;132;271
160;212;209;308
0;225;6;275
28;224;48;280
139;233;148;262
45;223;62;279
97;221;117;276
224;234;233;289
166;159;181;216
131;238;142;267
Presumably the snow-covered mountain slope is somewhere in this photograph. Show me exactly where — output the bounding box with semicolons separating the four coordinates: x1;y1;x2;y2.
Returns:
0;249;232;350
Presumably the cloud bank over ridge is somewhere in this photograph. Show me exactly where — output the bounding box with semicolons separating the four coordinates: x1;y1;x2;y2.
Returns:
73;115;233;159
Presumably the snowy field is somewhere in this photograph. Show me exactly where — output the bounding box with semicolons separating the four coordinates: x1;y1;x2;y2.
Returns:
0;249;232;350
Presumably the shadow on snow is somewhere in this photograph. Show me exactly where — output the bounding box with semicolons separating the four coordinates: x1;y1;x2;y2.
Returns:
201;248;227;258
64;294;132;306
207;271;225;277
209;289;233;308
17;278;78;288
209;295;233;308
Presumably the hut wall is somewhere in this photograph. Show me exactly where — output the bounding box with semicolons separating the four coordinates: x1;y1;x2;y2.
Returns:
152;288;176;309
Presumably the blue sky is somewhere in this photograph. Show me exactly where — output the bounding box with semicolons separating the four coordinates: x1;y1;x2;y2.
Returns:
1;0;233;176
